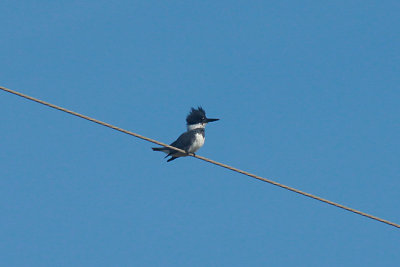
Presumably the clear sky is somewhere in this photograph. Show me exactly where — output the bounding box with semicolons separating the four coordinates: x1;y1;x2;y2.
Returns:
1;1;399;266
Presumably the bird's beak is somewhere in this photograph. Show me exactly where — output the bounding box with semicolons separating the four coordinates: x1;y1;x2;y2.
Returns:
206;118;219;123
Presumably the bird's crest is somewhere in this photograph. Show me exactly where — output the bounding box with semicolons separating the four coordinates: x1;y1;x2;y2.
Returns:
186;106;206;125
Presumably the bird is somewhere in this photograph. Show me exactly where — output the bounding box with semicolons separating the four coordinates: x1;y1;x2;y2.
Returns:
152;107;219;162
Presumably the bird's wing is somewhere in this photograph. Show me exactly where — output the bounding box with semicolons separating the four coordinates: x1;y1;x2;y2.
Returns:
170;131;195;152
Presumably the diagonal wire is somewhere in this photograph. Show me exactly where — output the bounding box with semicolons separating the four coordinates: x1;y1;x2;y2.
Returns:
1;86;399;229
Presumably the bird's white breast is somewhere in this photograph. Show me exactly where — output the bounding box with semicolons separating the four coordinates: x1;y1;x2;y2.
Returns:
188;133;205;153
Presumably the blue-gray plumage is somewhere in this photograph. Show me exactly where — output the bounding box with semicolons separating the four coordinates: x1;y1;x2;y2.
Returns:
152;107;219;162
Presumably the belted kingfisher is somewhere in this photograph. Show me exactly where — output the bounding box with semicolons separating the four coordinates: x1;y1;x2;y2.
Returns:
152;107;219;162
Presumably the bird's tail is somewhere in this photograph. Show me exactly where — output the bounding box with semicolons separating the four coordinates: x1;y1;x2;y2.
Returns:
152;147;172;155
152;147;176;160
152;147;166;151
167;157;178;162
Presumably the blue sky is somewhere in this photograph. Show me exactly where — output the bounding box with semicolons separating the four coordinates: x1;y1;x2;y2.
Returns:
1;1;399;266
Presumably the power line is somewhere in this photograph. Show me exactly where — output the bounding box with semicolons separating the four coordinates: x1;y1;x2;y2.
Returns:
1;85;399;229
